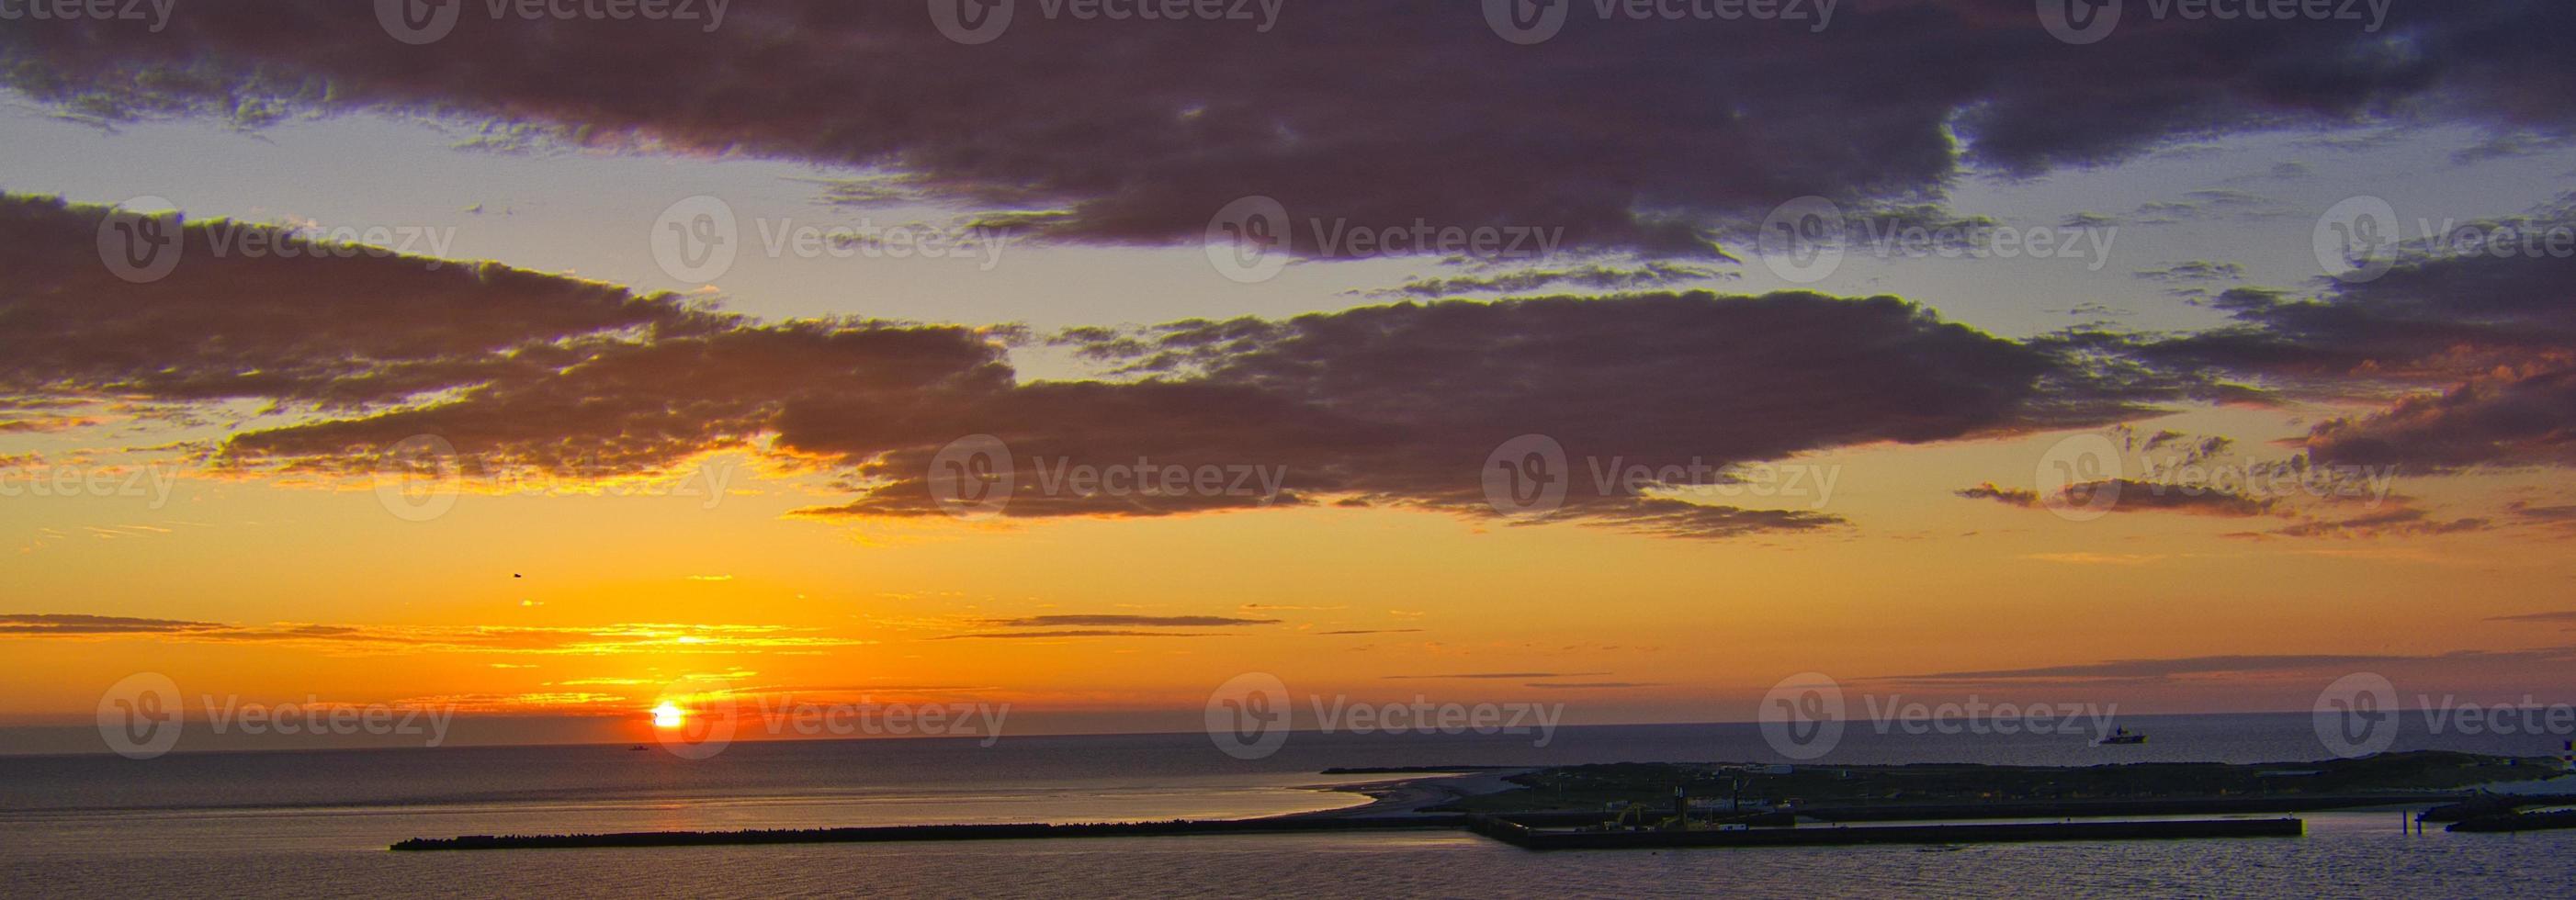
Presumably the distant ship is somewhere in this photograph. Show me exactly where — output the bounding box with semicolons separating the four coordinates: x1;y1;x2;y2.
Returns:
2097;726;2147;746
628;744;650;751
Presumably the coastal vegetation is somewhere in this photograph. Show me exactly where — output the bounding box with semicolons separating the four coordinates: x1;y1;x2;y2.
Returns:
1440;752;2564;816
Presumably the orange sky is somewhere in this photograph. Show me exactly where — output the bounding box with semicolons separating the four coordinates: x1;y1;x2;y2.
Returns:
6;3;2576;755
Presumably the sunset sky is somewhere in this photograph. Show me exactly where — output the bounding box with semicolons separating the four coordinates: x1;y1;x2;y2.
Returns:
3;2;2573;753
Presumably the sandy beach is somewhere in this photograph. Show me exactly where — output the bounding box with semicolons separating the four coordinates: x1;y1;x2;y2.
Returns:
1295;769;1537;818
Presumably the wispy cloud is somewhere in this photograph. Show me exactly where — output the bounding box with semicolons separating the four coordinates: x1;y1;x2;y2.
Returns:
981;615;1279;627
1875;647;2576;687
0;613;871;654
932;630;1236;640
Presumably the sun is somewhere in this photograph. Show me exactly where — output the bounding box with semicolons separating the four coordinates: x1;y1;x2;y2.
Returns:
650;702;685;729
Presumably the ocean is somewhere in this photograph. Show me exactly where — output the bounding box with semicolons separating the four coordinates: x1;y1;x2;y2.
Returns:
5;714;2571;897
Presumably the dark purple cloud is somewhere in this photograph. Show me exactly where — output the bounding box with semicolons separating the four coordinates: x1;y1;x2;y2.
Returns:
1956;478;2275;516
0;197;713;409
9;195;2160;539
2307;364;2576;471
777;291;2147;534
6;2;2574;254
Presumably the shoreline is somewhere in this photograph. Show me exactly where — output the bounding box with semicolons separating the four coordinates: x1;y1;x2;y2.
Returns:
386;753;2574;851
1290;768;1541;819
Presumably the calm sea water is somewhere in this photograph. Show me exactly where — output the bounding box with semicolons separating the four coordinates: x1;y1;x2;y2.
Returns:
6;714;2571;898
